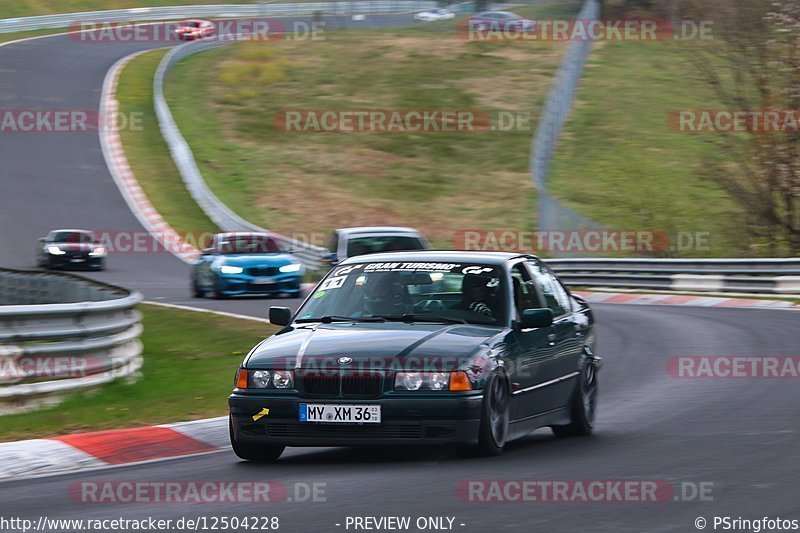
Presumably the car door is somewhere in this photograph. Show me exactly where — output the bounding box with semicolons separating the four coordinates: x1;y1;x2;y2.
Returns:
524;260;583;410
507;262;556;420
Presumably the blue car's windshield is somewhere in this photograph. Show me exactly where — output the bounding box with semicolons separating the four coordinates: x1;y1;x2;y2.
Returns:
218;235;280;254
297;261;506;325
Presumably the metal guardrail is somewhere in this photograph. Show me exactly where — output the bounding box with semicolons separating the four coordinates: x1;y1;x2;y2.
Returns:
154;36;329;269
0;270;143;414
546;258;800;294
0;2;440;33
531;0;601;235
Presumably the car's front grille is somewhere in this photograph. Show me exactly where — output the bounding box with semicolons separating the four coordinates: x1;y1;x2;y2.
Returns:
64;250;89;258
267;423;422;439
302;372;340;396
342;373;382;398
247;267;279;276
301;372;384;398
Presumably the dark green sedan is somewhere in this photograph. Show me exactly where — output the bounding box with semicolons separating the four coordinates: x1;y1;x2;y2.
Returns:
229;251;601;461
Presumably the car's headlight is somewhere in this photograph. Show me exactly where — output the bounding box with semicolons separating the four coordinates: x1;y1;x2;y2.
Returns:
220;265;243;274
89;246;106;257
235;369;295;389
272;370;294;388
394;371;472;391
279;263;302;273
47;246;66;255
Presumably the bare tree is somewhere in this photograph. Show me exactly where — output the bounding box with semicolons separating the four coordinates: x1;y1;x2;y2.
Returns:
682;0;800;254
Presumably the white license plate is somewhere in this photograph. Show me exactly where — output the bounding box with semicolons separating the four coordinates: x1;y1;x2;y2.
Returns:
299;403;381;424
252;277;275;284
70;258;85;262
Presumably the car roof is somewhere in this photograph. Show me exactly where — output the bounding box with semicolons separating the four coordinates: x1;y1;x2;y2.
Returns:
51;228;92;234
337;226;422;236
215;231;272;238
338;250;536;266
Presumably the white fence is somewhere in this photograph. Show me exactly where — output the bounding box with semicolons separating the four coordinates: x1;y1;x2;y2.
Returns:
0;2;439;33
546;258;800;294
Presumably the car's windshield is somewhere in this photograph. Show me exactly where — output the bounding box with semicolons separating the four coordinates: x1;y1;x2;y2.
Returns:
217;235;281;254
346;236;425;257
51;231;95;243
297;261;507;326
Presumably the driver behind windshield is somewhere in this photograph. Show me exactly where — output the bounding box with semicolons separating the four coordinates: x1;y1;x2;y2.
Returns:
452;273;498;317
359;274;407;317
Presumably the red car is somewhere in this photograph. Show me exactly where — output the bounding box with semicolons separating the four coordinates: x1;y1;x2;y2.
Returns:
175;19;214;41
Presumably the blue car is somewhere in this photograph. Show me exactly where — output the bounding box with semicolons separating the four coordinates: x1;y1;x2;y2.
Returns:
191;232;304;299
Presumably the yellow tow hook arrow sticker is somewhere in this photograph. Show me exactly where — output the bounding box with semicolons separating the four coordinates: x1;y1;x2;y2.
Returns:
252;408;270;422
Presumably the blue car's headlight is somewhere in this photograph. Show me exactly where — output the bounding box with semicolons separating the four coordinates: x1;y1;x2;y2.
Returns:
279;263;303;273
220;265;244;274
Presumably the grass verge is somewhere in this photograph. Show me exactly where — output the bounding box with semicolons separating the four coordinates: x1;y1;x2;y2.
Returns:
547;41;746;257
0;28;75;45
162;11;577;248
0;304;277;442
116;49;218;238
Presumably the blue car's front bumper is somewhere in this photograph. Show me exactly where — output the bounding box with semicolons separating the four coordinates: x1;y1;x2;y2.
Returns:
217;273;302;296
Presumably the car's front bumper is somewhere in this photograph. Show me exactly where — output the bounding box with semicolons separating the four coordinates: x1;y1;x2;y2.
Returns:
217;273;302;296
229;392;483;446
46;255;104;269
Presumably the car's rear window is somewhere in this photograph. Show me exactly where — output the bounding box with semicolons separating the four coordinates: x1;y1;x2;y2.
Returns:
346;236;425;257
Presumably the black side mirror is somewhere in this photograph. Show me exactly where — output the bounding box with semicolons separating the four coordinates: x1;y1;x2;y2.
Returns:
520;308;553;329
321;252;338;265
269;306;293;326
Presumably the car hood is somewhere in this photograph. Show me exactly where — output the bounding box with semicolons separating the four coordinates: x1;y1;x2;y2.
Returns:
215;254;297;268
247;322;503;371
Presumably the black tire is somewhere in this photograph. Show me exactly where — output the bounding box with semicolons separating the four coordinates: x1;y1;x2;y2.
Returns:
229;417;284;462
191;276;206;298
468;372;510;457
212;277;227;299
552;363;598;438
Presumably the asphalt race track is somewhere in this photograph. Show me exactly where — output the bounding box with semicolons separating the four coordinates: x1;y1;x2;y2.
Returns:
0;16;415;319
1;17;800;533
1;304;799;531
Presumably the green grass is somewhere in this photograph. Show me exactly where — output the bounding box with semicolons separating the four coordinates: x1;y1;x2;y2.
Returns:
547;41;747;257
0;304;277;442
117;49;218;238
159;4;582;248
0;28;73;44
